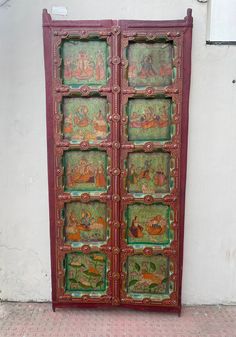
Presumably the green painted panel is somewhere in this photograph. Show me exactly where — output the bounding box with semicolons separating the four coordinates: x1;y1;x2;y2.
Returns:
65;252;107;293
61;40;109;87
64;150;108;192
126;255;173;297
126;204;174;246
63;97;109;143
65;202;109;244
127;98;172;141
127;152;170;194
128;42;173;87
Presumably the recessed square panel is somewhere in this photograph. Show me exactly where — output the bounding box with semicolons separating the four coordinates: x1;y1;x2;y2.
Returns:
65;202;108;243
126;204;174;245
128;42;173;87
61;40;109;87
64;150;108;192
63;97;109;142
65;252;107;292
127;152;170;194
127;98;172;141
127;255;172;295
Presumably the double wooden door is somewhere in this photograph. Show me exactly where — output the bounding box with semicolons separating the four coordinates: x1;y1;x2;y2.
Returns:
43;9;192;314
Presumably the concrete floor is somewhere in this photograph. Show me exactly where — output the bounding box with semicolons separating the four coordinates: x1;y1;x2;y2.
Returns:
0;303;236;337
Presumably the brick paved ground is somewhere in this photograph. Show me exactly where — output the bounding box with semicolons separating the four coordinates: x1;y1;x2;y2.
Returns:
0;303;236;337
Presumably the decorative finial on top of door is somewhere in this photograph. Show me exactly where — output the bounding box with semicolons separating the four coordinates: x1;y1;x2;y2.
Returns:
42;9;52;27
185;8;193;26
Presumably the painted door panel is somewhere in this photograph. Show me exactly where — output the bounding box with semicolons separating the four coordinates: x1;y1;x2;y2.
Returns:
119;16;192;312
61;40;109;87
44;18;117;307
62;97;110;143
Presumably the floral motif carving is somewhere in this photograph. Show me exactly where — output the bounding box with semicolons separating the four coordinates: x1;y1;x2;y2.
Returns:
111;26;121;35
144;142;154;152
80;193;91;203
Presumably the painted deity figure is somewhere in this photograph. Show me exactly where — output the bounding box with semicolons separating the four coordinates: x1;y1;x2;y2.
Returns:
81;211;92;229
146;215;167;236
130;215;143;238
66;211;82;241
68;158;94;185
64;58;73;79
93;110;107;138
142;107;153;122
130;104;169;130
130;111;139;123
64;112;74;134
79;158;94;183
154;167;167;187
77;52;94;79
95;51;105;81
128;164;138;185
74;105;89;128
138;55;157;78
140;160;151;180
95;161;106;187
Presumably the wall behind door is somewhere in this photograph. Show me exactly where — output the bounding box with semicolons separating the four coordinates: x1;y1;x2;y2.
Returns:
0;0;236;305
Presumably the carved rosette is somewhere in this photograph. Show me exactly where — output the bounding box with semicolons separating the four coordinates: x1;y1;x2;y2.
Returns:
111;25;121;35
79;141;89;150
144;142;154;152
143;195;154;204
80;85;91;96
80;193;90;203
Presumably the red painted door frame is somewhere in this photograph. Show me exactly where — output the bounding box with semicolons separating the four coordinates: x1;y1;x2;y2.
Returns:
43;9;192;314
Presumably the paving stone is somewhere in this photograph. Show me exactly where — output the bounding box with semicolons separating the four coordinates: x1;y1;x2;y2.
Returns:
0;303;236;337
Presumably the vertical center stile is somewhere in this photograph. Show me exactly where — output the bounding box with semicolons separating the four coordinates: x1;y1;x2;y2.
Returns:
111;23;121;305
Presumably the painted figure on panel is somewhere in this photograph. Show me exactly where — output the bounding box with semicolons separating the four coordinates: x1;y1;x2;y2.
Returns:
65;151;107;191
67;158;105;186
128;42;173;87
62;40;108;86
64;58;73;79
127;204;173;244
128;99;171;141
63;97;109;142
127;255;170;295
93;111;107;138
66;253;106;291
129;215;144;238
74;105;89;127
95;50;106;81
129;214;167;238
130;106;168;129
138;55;157;78
127;153;170;194
65;202;107;242
77;52;94;79
67;157;94;184
95;161;107;187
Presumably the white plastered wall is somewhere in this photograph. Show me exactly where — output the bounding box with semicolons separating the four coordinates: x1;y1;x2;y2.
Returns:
0;0;236;304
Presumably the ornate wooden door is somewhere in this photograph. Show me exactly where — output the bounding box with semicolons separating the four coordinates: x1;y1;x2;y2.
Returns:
43;9;192;314
119;16;192;313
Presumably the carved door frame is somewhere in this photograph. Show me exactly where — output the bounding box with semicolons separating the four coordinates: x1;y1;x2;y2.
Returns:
43;9;192;314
